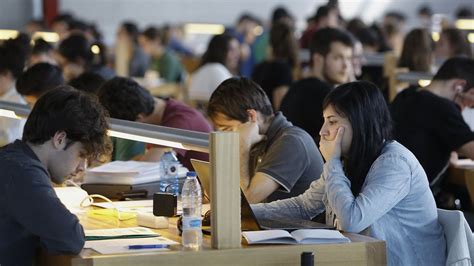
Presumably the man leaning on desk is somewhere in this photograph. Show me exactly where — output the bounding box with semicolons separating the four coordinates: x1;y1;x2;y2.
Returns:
0;87;111;265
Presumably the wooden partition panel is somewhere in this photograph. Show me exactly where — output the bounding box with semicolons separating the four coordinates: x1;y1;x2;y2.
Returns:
209;132;241;249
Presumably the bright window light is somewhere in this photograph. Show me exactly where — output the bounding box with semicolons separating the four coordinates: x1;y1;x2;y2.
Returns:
184;23;225;35
0;30;19;40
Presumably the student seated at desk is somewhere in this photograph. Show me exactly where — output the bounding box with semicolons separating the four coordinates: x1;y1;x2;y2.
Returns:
0;87;111;265
391;58;474;208
252;81;446;266
207;77;323;203
98;77;211;169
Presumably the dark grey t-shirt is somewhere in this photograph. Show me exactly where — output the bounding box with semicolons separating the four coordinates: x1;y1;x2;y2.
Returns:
249;112;324;202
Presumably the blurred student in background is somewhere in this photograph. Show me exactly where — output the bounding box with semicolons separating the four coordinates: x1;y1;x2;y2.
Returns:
252;22;298;110
139;27;183;82
188;34;239;102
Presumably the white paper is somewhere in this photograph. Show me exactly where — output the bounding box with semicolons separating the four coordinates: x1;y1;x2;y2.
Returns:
93;200;154;213
85;227;159;238
54;187;88;214
86;237;179;254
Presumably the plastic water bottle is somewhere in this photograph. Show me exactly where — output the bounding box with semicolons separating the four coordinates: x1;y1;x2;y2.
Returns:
181;171;202;250
159;151;180;195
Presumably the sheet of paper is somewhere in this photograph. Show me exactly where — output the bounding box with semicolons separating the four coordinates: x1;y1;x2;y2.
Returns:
54;187;89;214
85;227;159;239
453;159;474;168
93;200;154;213
85;237;179;254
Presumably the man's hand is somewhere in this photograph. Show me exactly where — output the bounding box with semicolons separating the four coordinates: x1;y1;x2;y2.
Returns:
319;127;344;161
237;121;264;150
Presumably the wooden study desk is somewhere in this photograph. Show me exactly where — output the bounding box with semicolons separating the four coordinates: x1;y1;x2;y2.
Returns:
40;210;386;266
447;165;474;209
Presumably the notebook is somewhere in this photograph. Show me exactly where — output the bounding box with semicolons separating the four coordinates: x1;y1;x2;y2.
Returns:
190;159;335;231
242;229;350;245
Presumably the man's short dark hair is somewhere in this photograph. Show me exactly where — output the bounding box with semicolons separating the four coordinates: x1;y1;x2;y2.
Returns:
433;57;474;92
22;86;110;161
98;77;154;121
142;27;162;42
309;27;354;57
58;33;93;65
68;72;105;95
0;41;27;79
32;38;53;55
207;77;273;123
16;63;64;97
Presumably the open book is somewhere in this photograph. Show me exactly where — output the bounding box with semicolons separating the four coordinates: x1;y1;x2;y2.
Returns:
242;229;350;245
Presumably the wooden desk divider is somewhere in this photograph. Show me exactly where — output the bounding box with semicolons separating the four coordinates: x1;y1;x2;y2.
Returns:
209;131;241;249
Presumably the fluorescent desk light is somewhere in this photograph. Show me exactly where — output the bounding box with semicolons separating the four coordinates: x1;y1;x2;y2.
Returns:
0;101;209;153
184;23;225;35
456;19;474;30
0;30;19;40
32;31;59;43
108;118;209;153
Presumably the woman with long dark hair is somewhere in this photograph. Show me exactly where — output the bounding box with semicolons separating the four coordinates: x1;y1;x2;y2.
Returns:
252;81;446;265
188;34;240;102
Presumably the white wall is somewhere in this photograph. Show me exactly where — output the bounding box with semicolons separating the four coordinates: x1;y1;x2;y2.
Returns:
55;0;474;45
0;0;34;29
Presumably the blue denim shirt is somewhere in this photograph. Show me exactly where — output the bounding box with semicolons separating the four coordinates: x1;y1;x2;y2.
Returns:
252;141;446;265
0;140;85;266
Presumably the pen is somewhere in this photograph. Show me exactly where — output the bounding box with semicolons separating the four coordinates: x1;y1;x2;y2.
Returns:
128;244;169;249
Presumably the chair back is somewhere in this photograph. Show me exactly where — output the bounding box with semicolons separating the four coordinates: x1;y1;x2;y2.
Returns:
437;209;474;266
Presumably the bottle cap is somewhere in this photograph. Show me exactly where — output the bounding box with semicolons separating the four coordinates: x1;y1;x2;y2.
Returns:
186;171;197;177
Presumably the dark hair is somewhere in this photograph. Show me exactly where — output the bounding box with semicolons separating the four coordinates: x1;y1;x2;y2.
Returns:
354;27;379;48
0;41;27;79
432;57;474;92
237;13;258;25
121;21;140;43
323;81;393;196
68;72;105;95
384;11;406;22
32;38;53;55
418;5;432;16
98;77;154;121
270;22;298;67
58;33;94;66
201;34;235;66
440;28;472;58
398;28;433;72
16;63;64;97
141;26;162;42
272;6;292;24
207;77;273;122
456;6;473;19
309;27;354;57
346;18;366;36
22;86;110;161
52;13;74;26
314;5;337;22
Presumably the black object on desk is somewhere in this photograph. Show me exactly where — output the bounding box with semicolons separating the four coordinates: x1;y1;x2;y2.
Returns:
301;251;314;266
81;182;161;200
153;192;177;217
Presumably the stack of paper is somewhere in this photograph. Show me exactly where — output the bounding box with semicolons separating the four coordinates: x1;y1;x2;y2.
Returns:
84;161;187;185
